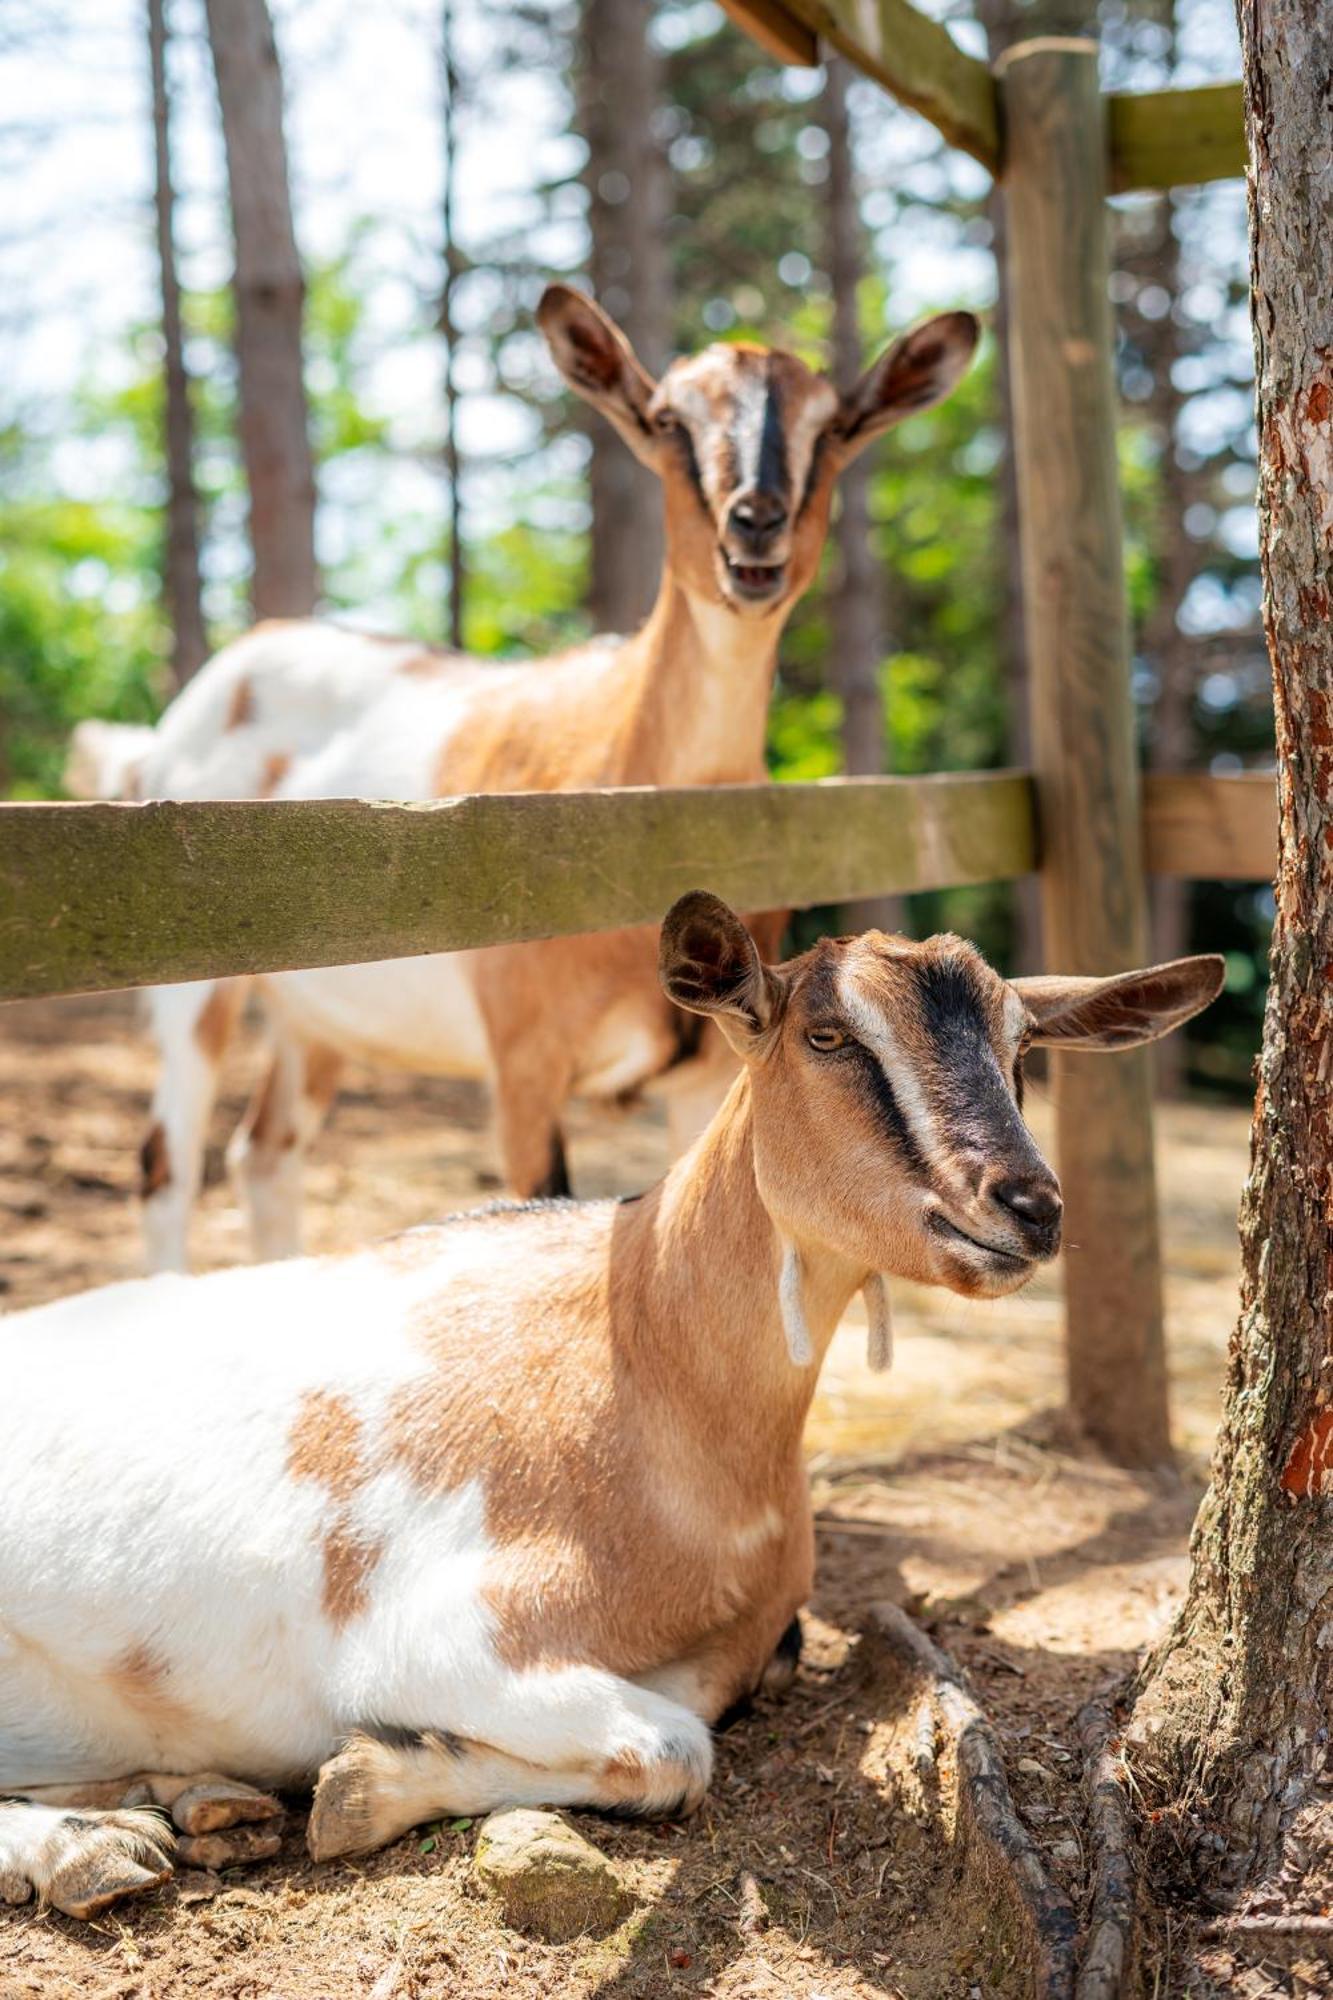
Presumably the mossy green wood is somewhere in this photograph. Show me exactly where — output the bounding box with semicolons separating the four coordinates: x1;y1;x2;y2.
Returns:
1107;81;1245;193
0;773;1034;1001
779;0;1000;170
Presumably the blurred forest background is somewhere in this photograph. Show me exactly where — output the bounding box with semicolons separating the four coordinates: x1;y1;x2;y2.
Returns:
0;0;1269;1090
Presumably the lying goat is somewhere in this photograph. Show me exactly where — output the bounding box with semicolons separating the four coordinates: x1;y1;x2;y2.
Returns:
0;897;1220;1919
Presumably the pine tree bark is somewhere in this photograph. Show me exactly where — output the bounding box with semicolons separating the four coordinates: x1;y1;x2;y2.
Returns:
148;0;208;685
823;54;901;935
1130;0;1333;1890
204;0;317;620
577;0;668;634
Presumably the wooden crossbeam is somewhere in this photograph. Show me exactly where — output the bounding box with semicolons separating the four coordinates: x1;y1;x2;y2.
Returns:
1142;770;1275;881
721;0;1244;193
716;0;818;66
780;0;1000;170
0;774;1034;1002
1108;81;1246;192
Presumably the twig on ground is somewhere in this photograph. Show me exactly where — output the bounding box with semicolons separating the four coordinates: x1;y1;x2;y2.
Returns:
1075;1697;1137;2000
736;1869;768;1938
867;1601;1080;2000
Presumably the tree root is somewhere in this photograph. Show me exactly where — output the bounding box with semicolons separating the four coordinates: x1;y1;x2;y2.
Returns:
1075;1699;1138;2000
866;1602;1081;1999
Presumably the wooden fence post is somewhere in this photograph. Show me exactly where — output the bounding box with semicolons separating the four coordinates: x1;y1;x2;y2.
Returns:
997;38;1170;1465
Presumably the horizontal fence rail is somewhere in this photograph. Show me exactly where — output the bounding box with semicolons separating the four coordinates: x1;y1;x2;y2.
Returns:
721;0;1245;192
1142;769;1275;881
0;773;1034;1002
0;770;1275;1004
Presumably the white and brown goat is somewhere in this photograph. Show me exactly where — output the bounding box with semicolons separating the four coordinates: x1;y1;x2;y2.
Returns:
69;285;980;1272
0;895;1220;1919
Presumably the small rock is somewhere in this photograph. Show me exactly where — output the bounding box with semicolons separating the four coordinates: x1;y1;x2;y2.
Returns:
1051;1839;1081;1866
1016;1757;1054;1782
473;1808;631;1942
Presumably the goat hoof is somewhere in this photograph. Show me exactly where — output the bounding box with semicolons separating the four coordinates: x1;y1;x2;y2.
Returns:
170;1779;284;1837
306;1744;381;1861
43;1809;176;1921
175;1825;282;1870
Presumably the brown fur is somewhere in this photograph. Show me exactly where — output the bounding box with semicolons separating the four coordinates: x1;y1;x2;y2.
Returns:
192;980;242;1062
257;751;291;797
287;1388;368;1502
320;1524;383;1628
225;677;255;729
105;1645;197;1740
139;1121;170;1198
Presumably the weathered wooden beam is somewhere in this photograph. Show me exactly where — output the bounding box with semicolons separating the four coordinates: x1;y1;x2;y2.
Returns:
1142;771;1276;881
716;0;818;67
780;0;1000;170
999;37;1170;1468
0;773;1035;1002
1107;81;1246;193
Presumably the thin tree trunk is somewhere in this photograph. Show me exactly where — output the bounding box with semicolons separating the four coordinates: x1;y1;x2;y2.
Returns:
978;0;1038;975
577;0;668;634
823;55;901;935
148;0;208;685
1130;0;1333;1893
441;0;464;650
204;0;317;620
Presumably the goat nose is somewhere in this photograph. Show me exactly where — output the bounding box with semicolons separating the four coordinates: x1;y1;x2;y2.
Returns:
729;491;788;537
992;1179;1063;1231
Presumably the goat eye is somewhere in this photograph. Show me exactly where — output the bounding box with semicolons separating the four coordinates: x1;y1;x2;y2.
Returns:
653;410;681;435
807;1026;846;1053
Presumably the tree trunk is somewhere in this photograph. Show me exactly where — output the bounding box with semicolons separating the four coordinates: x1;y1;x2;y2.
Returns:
823;54;901;935
1130;0;1333;1892
204;0;317;620
441;0;465;650
148;0;208;686
577;0;668;635
978;0;1037;975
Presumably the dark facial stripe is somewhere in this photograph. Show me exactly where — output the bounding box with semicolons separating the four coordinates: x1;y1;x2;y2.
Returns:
795;432;831;522
758;378;788;503
846;1040;931;1181
912;957;1042;1165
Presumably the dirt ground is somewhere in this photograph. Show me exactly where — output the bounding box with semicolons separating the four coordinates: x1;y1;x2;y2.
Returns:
0;996;1286;1998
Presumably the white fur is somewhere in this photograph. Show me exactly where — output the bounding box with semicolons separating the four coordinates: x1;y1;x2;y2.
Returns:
0;1245;708;1803
778;1239;813;1366
837;957;945;1164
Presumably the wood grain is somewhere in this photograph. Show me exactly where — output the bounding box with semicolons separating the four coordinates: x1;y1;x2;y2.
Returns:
1107;81;1245;194
780;0;1000;170
0;772;1035;1002
1142;771;1275;881
999;37;1169;1466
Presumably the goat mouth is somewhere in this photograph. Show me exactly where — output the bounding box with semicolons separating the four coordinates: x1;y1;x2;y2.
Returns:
720;552;787;603
928;1212;1035;1270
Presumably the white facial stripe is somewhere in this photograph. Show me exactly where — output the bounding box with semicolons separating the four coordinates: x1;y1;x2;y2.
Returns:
783;383;838;501
835;959;945;1167
730;368;769;493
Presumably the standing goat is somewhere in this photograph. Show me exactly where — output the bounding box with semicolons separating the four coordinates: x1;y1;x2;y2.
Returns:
0;894;1220;1919
69;285;979;1271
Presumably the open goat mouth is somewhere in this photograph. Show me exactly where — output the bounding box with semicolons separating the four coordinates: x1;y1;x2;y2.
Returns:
720;551;787;602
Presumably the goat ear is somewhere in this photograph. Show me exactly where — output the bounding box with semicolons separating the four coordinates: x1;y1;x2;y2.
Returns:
537;284;660;468
659;891;784;1053
1012;956;1226;1051
833;310;980;461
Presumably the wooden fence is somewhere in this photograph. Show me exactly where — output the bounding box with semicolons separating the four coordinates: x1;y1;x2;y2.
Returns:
0;1;1260;1466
